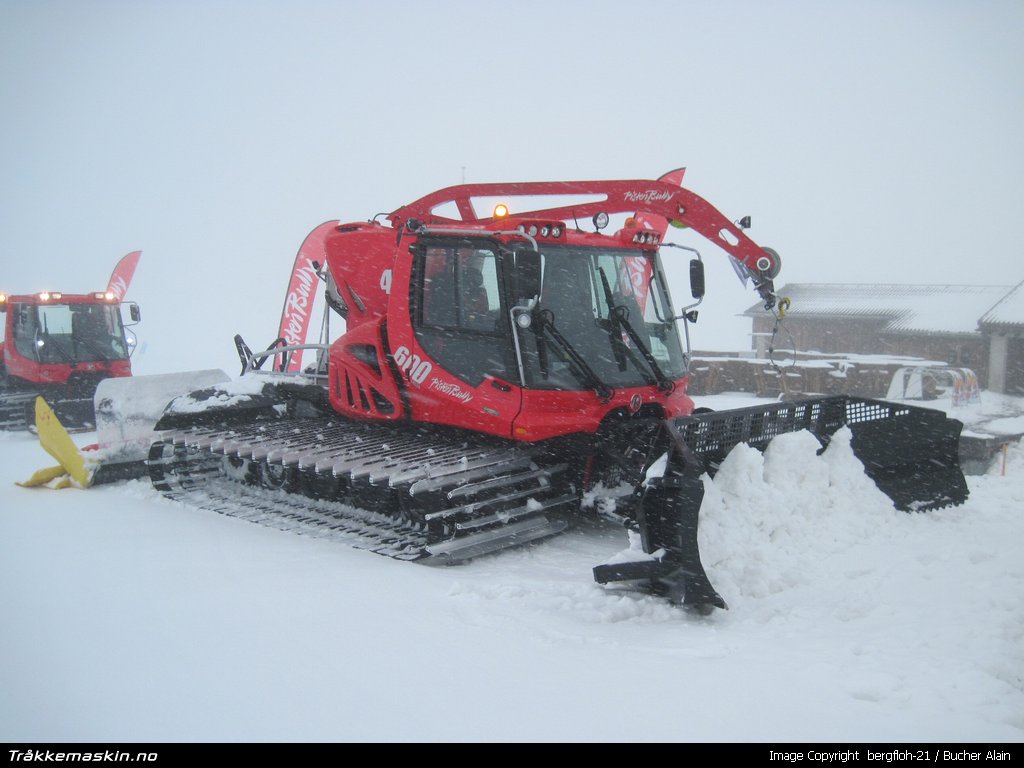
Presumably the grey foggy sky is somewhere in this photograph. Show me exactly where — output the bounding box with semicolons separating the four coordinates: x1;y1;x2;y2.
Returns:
2;0;1022;371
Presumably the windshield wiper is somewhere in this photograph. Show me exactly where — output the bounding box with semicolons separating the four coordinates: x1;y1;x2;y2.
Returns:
74;335;114;362
596;268;629;372
36;331;78;366
598;267;674;394
533;308;614;402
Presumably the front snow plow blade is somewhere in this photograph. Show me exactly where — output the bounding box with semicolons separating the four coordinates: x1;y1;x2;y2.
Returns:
594;395;969;611
667;396;969;512
837;398;969;510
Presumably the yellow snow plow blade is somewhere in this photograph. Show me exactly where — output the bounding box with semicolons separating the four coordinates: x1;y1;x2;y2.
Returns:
17;464;77;489
17;397;93;489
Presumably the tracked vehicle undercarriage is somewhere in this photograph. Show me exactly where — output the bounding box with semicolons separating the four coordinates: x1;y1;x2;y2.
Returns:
147;399;582;564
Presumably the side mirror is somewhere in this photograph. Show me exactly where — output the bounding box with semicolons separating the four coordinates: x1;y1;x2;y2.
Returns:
129;303;141;323
689;259;705;300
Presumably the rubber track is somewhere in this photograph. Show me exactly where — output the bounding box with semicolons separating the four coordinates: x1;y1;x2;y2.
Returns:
0;391;36;430
150;459;430;559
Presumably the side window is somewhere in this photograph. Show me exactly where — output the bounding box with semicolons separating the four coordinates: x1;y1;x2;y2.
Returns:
461;250;499;332
421;247;500;334
422;247;456;326
13;305;37;358
414;243;510;386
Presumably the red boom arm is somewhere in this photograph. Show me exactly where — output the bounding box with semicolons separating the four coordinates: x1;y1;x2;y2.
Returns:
388;179;781;307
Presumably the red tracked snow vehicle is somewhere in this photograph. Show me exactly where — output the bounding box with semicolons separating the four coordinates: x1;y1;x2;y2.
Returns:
131;176;968;611
1;282;142;431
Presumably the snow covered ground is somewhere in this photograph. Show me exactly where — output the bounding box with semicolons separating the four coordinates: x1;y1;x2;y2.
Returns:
1;389;1022;743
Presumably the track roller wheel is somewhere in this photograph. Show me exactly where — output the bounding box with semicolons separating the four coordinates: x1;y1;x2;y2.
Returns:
256;460;290;491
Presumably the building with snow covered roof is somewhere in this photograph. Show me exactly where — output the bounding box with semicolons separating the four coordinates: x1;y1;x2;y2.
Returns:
740;283;1024;394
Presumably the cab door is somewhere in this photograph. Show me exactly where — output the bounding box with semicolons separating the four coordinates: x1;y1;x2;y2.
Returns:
392;239;522;437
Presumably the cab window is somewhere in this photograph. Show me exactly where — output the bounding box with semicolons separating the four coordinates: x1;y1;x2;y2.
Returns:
414;243;512;386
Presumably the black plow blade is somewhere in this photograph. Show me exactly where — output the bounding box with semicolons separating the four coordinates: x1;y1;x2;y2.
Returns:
842;399;969;511
592;396;970;612
666;395;969;512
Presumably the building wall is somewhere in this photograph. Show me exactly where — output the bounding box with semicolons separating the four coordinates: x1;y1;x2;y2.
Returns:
749;316;992;387
883;335;990;384
751;317;889;356
988;336;1008;393
978;328;1024;395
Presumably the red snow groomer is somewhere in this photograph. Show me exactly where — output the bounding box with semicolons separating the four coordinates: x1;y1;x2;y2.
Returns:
0;253;142;430
82;175;969;611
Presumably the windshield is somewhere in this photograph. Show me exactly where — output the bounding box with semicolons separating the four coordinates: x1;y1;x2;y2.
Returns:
17;303;130;364
509;244;687;390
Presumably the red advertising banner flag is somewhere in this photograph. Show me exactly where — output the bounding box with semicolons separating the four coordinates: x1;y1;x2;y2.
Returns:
277;221;337;372
106;251;142;301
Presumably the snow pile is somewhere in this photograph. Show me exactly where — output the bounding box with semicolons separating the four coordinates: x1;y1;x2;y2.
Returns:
697;427;900;605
